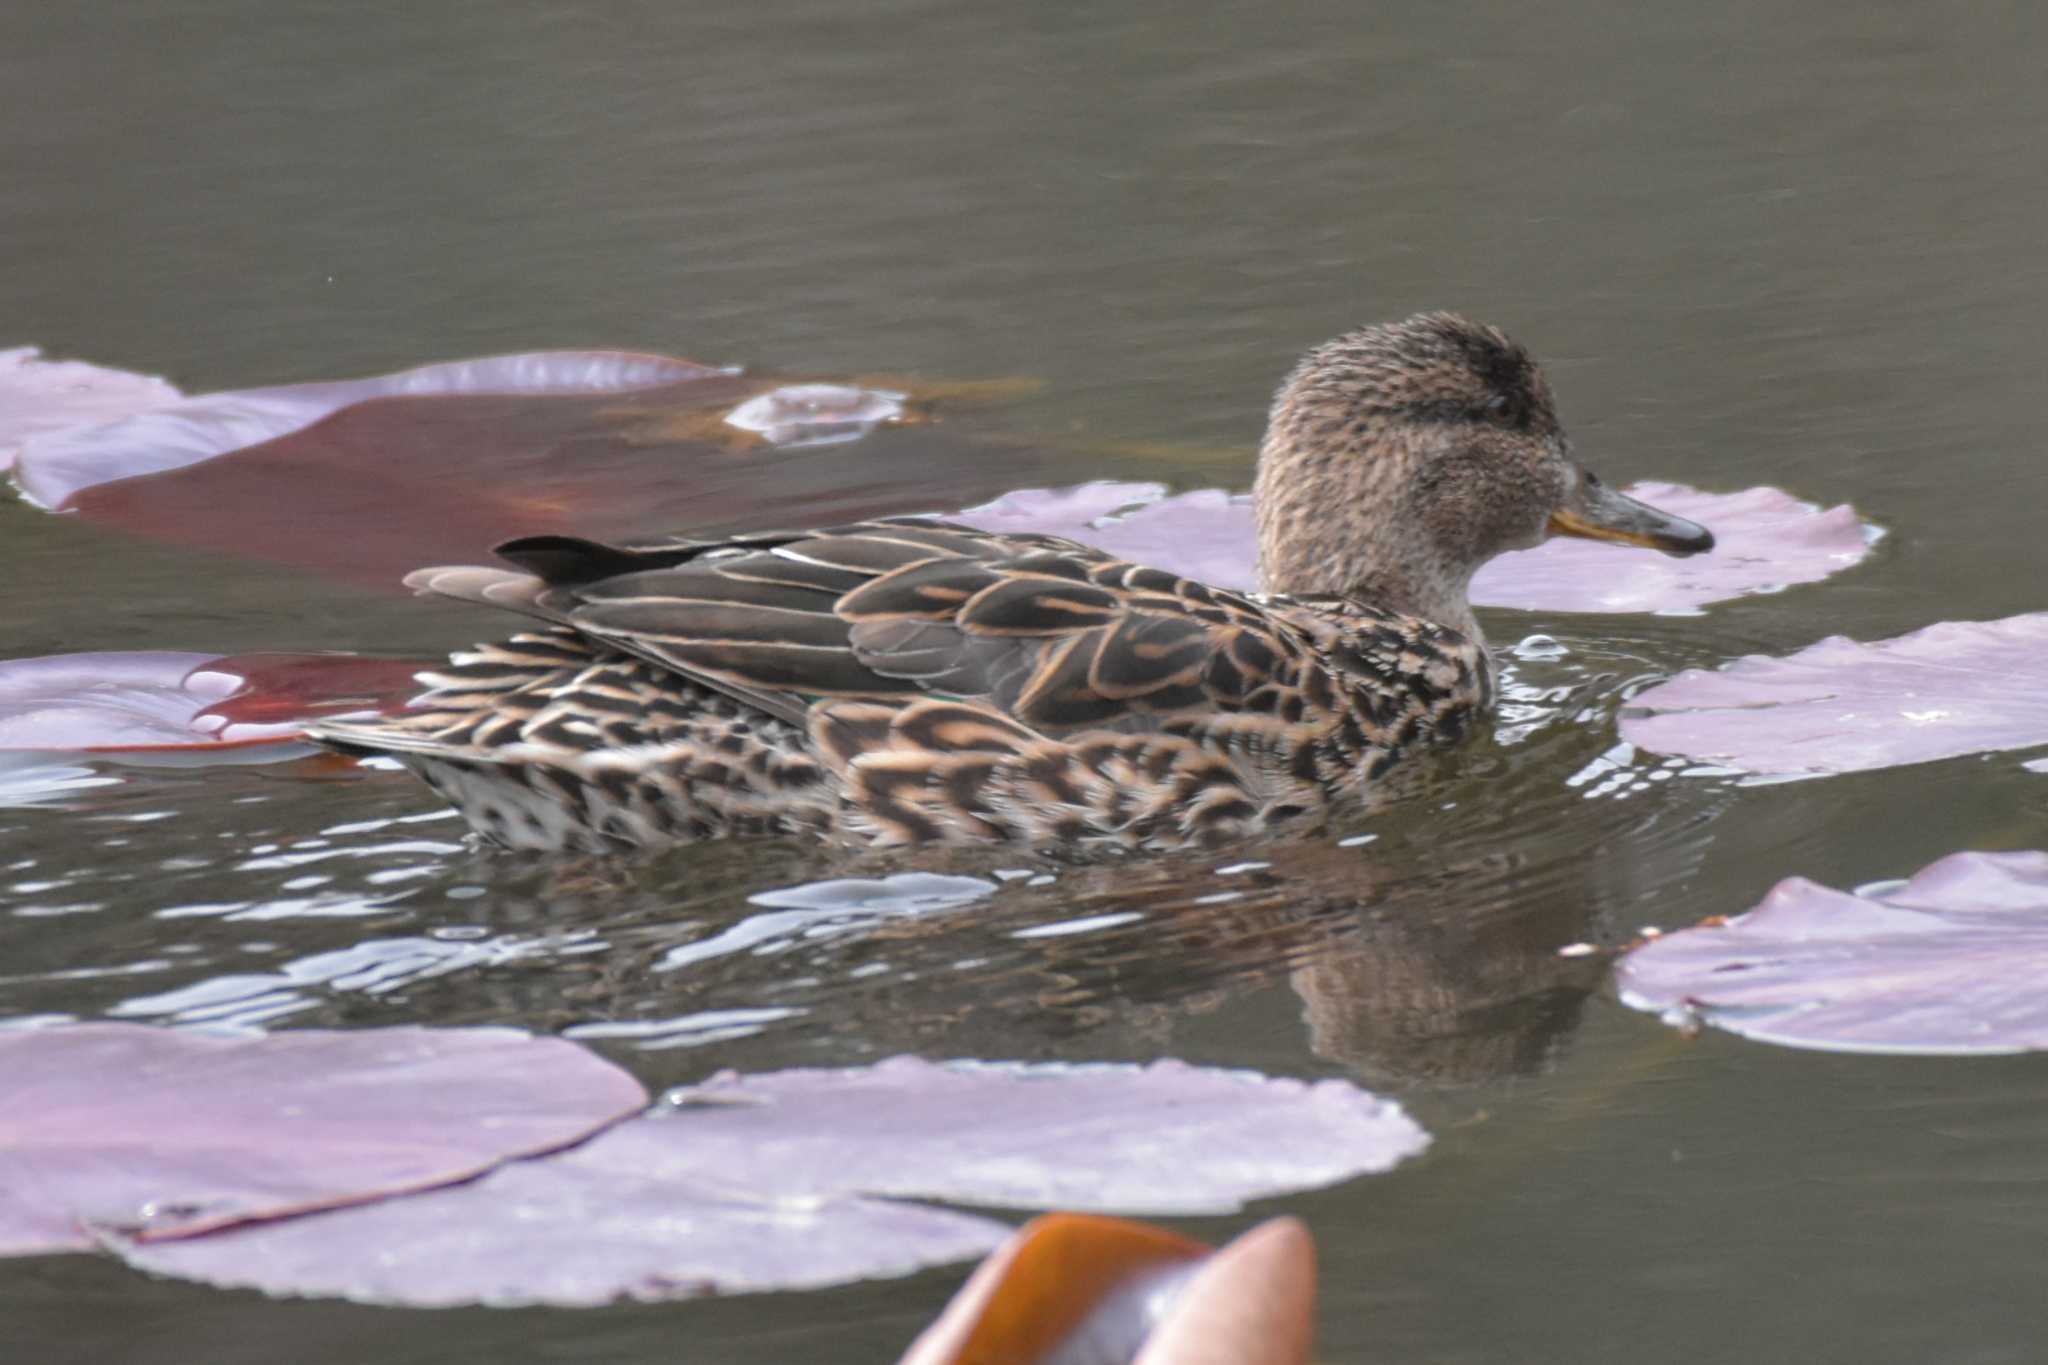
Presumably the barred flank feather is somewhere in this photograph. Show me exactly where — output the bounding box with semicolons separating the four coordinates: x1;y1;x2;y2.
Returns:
305;521;1489;852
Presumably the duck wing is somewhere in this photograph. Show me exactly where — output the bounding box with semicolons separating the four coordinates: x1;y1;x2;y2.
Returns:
405;519;1350;738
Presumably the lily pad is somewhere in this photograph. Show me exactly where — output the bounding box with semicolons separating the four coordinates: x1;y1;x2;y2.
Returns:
116;1116;1010;1308
959;481;1873;613
0;1023;649;1255
112;1056;1424;1306
0;651;424;757
11;352;1042;589
955;482;1258;590
0;348;179;472
1616;850;2048;1054
1622;613;2048;775
643;1057;1425;1217
10;351;720;509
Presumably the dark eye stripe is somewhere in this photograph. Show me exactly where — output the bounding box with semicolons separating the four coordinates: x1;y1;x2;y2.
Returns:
1386;397;1532;428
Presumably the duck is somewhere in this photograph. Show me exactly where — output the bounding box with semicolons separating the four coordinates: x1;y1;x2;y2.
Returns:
308;313;1712;853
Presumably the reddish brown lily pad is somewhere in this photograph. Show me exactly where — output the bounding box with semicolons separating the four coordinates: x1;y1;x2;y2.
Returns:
10;352;720;509
1622;613;2048;775
11;353;1042;590
0;1023;648;1255
1617;851;2048;1054
0;652;424;756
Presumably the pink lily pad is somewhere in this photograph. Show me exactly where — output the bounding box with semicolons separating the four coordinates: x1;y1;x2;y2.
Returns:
0;348;181;473
1617;851;2048;1054
115;1116;1009;1308
959;481;1873;613
0;1023;648;1255
0;651;425;756
643;1057;1426;1217
10;351;720;510
1621;612;2048;775
111;1056;1424;1307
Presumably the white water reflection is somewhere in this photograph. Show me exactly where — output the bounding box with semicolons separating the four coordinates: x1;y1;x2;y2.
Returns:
110;931;597;1028
654;873;998;973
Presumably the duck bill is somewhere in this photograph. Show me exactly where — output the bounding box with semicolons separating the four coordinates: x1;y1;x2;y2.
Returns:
1549;474;1714;558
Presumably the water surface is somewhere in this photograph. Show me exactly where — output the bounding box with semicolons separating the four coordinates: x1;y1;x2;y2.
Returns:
5;2;2048;1360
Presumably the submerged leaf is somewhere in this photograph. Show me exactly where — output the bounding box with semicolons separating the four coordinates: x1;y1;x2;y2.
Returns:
1617;851;2048;1054
1622;612;2048;775
0;652;424;757
0;1023;648;1255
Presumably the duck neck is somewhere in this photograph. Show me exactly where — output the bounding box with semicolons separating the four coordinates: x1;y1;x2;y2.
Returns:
1251;438;1488;653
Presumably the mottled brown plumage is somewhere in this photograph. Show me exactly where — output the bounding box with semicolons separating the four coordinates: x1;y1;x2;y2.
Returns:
310;314;1712;852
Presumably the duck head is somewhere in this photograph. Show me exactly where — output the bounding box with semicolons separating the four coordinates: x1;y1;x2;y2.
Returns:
1253;312;1712;649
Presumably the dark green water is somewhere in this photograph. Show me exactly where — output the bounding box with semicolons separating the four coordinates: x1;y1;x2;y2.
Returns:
5;3;2048;1361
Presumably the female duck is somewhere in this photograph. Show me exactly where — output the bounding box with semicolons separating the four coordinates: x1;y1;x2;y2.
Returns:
310;313;1711;852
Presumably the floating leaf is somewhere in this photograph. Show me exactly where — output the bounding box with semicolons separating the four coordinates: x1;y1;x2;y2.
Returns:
898;1213;1315;1365
0;348;180;472
10;351;720;509
112;1056;1422;1306
13;354;1044;589
959;481;1873;613
625;1058;1425;1218
0;652;424;757
1622;613;2048;775
955;483;1257;591
0;1023;648;1255
115;1118;1008;1308
1617;851;2048;1054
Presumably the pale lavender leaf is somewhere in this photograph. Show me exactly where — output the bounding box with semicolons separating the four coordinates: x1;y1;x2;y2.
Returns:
955;481;1171;540
106;1056;1419;1307
1473;482;1874;613
1617;851;2048;1054
12;351;722;509
1621;612;2048;774
0;1023;648;1255
956;484;1256;588
651;1056;1428;1216
1087;489;1260;590
115;1132;1006;1308
0;651;423;755
957;481;1873;612
0;348;180;473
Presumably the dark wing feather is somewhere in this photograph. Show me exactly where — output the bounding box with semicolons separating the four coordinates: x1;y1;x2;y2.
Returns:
836;542;1339;733
409;519;1463;746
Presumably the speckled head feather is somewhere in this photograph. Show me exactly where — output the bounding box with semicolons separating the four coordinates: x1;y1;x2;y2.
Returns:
1254;313;1575;646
